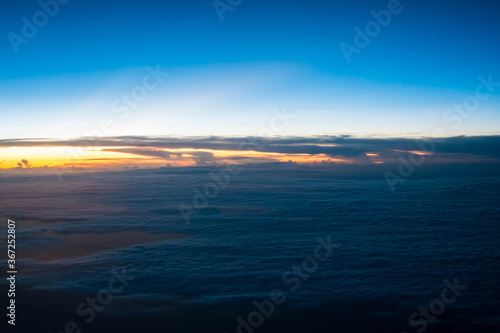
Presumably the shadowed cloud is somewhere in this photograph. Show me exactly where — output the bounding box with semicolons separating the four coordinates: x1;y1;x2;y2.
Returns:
1;135;500;162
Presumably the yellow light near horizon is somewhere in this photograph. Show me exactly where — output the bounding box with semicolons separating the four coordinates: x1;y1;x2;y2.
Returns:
0;146;155;169
0;146;351;170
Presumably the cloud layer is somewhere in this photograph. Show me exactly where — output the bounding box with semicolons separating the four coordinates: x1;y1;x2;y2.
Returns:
1;135;500;164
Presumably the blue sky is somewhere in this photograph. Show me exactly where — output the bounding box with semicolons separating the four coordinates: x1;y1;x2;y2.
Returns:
1;0;499;139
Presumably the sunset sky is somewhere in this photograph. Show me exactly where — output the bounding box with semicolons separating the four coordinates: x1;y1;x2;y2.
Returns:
1;0;499;169
3;3;500;333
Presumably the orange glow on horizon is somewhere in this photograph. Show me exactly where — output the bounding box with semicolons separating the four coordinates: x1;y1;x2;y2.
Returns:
0;146;352;170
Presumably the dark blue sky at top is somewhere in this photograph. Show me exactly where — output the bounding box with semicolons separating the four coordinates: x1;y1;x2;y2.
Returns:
1;0;499;90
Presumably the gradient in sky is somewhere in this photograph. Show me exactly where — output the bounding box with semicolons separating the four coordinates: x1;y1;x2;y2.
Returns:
0;0;499;169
